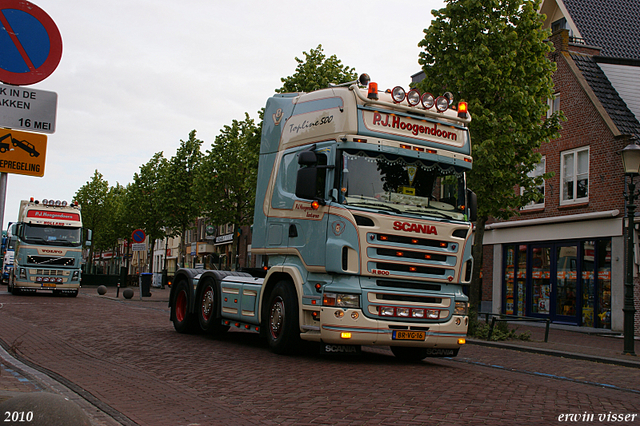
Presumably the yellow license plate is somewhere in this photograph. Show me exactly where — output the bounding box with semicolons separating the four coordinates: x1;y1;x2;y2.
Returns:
42;283;56;288
392;330;426;341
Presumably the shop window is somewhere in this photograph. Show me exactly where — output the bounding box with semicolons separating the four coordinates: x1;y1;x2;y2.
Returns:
522;157;545;209
561;147;589;205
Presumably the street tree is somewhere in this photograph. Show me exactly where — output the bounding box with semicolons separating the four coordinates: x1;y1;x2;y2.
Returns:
74;170;110;273
126;152;169;273
276;44;358;93
416;0;563;309
198;113;260;270
160;130;203;268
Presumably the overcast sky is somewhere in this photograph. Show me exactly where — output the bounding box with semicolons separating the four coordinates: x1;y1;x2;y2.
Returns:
2;0;445;229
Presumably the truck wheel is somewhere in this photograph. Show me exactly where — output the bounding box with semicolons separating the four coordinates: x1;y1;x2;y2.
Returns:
265;281;300;355
197;280;229;336
9;275;20;295
391;346;429;362
172;280;197;334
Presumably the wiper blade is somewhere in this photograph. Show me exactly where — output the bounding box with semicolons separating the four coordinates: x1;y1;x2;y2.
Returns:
346;201;402;214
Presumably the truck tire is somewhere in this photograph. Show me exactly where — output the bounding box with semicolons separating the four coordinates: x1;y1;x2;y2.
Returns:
197;279;229;336
8;273;20;295
390;346;429;362
265;280;301;355
171;279;197;334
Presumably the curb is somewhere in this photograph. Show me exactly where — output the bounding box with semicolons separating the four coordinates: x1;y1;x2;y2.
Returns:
467;338;640;369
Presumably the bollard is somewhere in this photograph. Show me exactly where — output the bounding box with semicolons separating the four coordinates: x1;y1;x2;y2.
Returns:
116;281;120;298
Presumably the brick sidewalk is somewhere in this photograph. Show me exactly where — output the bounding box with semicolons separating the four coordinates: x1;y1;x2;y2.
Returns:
0;284;637;425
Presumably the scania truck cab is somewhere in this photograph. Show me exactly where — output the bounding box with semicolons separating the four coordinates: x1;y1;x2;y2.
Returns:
169;74;476;361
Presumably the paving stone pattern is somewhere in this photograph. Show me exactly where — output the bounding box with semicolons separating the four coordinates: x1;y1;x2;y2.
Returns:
0;288;638;425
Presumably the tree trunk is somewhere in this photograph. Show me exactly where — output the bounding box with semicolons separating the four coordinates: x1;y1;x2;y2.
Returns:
470;215;488;311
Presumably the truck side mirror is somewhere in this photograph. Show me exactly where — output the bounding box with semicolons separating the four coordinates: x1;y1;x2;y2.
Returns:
298;150;317;166
296;166;318;200
467;190;478;222
85;229;93;246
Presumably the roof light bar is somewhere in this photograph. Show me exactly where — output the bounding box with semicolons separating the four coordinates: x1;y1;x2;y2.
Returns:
435;96;449;112
391;86;406;103
421;93;435;109
406;89;421;106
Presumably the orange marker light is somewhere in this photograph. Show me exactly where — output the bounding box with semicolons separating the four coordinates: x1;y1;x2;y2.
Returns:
458;101;468;118
368;82;379;100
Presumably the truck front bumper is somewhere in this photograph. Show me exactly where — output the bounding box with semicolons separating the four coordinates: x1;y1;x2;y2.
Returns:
305;307;467;348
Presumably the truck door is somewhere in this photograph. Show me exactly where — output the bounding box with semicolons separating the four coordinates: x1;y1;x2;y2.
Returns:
289;142;334;267
268;142;334;268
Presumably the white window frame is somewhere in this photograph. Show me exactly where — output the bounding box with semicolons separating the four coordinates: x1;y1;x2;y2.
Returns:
547;93;560;118
521;156;546;210
560;146;589;205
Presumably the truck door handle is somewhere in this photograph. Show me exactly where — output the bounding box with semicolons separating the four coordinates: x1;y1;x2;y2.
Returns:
289;224;298;238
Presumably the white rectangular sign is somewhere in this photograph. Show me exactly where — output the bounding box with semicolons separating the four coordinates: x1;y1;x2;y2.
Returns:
0;84;57;134
132;243;147;252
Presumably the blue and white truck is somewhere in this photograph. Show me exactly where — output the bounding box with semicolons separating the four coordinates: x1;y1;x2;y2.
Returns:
8;198;88;296
169;74;476;360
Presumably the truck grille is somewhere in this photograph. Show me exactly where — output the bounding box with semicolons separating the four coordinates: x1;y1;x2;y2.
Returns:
376;280;441;292
34;269;65;276
27;256;75;266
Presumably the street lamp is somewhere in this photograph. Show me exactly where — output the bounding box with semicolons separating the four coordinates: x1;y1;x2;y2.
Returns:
620;140;640;356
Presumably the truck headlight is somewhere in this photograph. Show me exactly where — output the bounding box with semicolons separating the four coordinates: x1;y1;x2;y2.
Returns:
454;301;468;316
323;293;360;308
19;268;26;279
72;270;80;281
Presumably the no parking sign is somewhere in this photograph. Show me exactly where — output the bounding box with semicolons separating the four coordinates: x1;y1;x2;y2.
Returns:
0;1;63;85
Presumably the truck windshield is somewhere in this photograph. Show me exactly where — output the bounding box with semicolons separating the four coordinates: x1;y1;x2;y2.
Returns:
338;150;467;221
21;224;82;246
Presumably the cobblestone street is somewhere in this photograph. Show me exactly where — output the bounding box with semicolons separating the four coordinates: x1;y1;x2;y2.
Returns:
0;287;638;425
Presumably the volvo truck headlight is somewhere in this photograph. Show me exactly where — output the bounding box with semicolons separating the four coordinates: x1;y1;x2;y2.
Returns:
19;268;26;279
323;293;360;308
454;301;468;315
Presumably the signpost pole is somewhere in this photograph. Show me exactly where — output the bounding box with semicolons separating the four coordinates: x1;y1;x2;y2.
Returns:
0;173;7;231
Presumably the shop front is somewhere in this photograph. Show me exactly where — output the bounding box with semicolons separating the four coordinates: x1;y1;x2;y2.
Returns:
484;211;626;332
503;239;611;328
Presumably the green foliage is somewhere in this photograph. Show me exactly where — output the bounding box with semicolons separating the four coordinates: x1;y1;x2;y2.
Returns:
198;113;260;227
159;130;203;266
417;0;563;221
417;0;564;308
126;152;168;241
197;114;260;269
276;44;358;93
74;170;111;270
471;321;532;341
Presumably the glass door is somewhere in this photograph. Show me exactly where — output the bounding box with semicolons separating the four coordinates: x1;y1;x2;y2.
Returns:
529;243;580;324
530;245;551;316
504;245;527;316
554;244;579;323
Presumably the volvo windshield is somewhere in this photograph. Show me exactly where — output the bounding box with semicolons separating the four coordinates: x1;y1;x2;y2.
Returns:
338;150;467;221
21;224;82;246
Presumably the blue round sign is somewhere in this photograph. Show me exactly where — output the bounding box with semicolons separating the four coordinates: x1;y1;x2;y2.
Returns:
132;229;146;243
0;1;63;85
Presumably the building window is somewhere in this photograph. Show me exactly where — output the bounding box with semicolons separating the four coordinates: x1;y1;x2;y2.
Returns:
522;157;545;209
560;147;589;205
547;93;560;118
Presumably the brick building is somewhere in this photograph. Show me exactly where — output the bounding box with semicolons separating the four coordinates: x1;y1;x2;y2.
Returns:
482;0;640;333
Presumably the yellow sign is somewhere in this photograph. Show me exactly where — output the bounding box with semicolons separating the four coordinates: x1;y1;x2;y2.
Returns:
0;129;47;177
